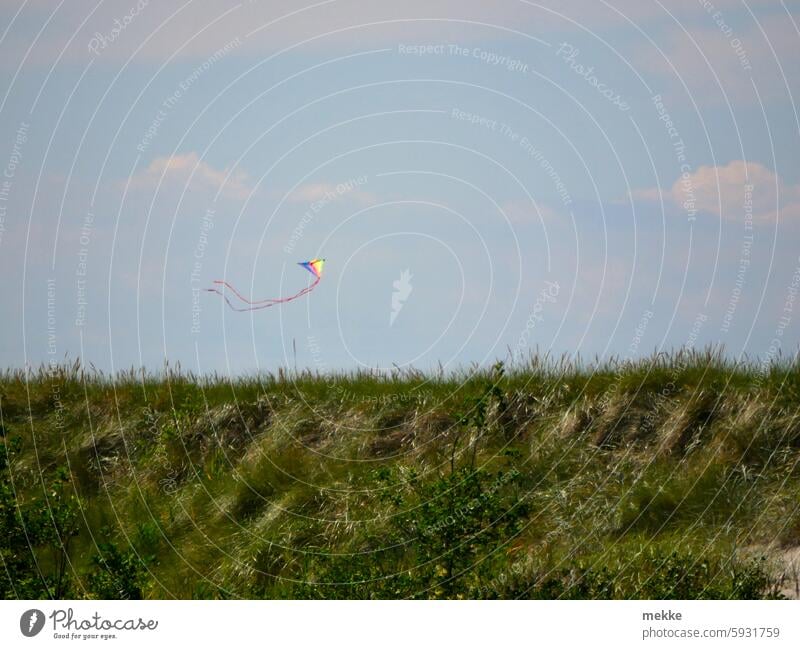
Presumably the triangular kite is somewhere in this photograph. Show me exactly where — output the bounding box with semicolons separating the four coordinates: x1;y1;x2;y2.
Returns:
206;259;325;311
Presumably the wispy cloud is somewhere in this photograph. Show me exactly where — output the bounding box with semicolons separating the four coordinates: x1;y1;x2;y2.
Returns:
500;200;562;224
629;160;800;223
286;181;376;206
637;11;799;104
3;0;786;68
128;152;251;199
627;187;664;203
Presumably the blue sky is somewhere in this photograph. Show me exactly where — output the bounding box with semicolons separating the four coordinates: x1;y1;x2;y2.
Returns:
1;0;799;373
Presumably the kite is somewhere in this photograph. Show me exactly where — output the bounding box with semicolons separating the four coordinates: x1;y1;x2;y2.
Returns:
206;259;325;311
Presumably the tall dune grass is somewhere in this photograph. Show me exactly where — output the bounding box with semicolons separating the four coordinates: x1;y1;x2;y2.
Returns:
1;349;799;599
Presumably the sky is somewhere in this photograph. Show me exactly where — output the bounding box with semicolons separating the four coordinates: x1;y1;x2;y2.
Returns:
1;0;799;374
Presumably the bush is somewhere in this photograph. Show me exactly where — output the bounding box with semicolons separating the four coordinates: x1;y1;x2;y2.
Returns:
87;538;149;599
0;437;80;598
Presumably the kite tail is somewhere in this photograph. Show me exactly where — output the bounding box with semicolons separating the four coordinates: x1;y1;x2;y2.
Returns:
205;276;321;312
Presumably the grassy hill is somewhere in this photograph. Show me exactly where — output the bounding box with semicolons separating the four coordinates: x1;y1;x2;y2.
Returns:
2;351;800;599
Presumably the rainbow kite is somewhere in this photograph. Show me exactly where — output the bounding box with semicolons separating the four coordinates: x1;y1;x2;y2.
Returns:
206;259;325;311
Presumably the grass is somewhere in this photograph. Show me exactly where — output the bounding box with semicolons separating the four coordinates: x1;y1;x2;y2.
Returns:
1;349;799;599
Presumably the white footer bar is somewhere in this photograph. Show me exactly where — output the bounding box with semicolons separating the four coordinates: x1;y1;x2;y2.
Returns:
1;600;797;648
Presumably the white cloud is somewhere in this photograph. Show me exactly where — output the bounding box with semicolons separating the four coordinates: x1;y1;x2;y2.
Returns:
287;181;376;206
500;200;561;224
3;0;788;67
129;152;251;199
626;187;664;203
637;12;799;104
631;160;800;223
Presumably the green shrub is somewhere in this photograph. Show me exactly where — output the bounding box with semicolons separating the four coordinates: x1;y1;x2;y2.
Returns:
87;537;149;599
0;437;80;598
